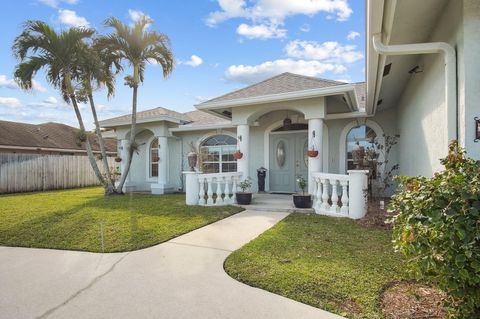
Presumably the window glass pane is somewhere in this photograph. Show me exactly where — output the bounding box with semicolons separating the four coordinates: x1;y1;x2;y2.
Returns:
222;163;237;173
151;163;158;177
221;146;235;161
202;163;219;174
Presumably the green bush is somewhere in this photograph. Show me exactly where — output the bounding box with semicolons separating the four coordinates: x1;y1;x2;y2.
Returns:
389;141;480;318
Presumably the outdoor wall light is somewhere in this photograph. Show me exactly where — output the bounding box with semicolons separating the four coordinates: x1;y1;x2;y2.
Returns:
475;117;480;142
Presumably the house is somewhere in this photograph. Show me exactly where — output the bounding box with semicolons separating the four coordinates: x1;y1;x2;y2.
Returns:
0;120;117;156
99;0;479;219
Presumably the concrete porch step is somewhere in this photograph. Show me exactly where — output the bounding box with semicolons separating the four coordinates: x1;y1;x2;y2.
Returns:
237;193;315;214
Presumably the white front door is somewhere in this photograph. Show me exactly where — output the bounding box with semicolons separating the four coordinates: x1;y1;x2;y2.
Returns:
269;132;308;193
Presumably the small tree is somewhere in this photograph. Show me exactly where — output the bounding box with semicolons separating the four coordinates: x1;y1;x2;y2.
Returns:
389;141;480;318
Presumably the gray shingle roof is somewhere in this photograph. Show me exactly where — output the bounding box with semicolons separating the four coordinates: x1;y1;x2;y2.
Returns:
200;72;347;104
101;107;191;125
184;111;230;126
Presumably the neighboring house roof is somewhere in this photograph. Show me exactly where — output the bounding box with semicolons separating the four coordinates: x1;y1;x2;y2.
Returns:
200;72;346;105
0;120;116;153
99;107;191;128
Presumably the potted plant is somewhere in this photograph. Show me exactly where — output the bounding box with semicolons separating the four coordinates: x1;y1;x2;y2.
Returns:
293;176;312;208
236;179;252;205
233;150;243;160
306;148;319;158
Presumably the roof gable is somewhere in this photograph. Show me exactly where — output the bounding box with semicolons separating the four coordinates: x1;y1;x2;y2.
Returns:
200;72;346;105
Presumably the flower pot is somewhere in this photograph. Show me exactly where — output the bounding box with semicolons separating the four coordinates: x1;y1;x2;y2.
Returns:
293;194;312;208
114;157;122;163
233;151;243;160
306;150;319;158
236;192;252;205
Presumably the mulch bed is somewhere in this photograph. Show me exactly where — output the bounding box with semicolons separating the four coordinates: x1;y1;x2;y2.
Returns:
356;198;395;230
381;281;447;319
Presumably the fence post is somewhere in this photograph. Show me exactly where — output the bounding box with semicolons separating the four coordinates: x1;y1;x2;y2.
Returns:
347;170;369;219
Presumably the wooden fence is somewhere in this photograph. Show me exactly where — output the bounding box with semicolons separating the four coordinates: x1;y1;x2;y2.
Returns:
0;153;118;194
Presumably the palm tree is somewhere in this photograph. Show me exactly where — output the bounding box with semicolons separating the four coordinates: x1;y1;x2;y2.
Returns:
74;42;122;194
12;20;105;186
97;15;174;192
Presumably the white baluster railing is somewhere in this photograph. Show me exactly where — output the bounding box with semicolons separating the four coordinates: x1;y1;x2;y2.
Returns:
183;171;243;206
311;170;368;219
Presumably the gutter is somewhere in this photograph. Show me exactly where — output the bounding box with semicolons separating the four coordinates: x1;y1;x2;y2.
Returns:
372;33;457;141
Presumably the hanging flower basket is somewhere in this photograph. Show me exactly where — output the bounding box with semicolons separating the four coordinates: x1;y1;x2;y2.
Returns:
307;150;319;158
114;157;122;163
233;151;243;160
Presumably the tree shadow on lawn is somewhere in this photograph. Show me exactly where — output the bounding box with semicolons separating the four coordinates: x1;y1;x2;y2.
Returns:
0;193;242;253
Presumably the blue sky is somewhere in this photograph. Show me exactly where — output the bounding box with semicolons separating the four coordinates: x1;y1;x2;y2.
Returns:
0;0;365;129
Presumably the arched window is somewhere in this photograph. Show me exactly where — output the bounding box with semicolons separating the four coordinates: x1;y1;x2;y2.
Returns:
199;134;237;173
150;138;159;177
346;125;377;172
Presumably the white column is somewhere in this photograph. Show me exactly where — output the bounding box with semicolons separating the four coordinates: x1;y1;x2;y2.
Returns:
183;171;199;205
151;136;169;194
308;118;324;194
347;170;369;219
236;124;250;181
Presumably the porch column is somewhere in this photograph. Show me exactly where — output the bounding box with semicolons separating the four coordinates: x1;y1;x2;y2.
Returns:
151;136;169;194
308;118;324;194
236;124;250;180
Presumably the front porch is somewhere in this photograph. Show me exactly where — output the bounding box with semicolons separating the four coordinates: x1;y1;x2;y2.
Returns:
183;170;369;219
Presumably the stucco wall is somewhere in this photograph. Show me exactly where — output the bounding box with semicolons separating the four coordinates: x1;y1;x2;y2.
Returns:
395;0;464;176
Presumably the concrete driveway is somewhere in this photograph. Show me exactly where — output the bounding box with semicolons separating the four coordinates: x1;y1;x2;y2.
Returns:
0;210;343;319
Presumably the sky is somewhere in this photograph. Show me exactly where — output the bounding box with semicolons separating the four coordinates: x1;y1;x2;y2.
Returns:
0;0;365;130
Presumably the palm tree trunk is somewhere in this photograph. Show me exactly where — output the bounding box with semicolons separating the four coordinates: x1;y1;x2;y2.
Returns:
117;65;139;192
88;93;117;195
70;94;106;185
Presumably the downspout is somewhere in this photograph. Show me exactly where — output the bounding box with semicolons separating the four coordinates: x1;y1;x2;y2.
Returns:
372;33;458;141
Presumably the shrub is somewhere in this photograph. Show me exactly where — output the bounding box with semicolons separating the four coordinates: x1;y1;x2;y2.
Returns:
389;141;480;318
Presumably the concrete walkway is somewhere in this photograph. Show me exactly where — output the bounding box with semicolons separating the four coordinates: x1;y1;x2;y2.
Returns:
0;210;343;319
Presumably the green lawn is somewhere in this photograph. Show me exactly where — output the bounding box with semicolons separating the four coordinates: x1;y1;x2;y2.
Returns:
224;213;408;319
0;187;242;253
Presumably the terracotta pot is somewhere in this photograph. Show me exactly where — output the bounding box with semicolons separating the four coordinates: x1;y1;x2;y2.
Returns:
306;150;319;158
114;157;122;163
233;151;243;160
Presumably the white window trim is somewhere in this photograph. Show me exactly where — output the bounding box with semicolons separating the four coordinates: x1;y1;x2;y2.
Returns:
198;132;238;174
146;136;159;182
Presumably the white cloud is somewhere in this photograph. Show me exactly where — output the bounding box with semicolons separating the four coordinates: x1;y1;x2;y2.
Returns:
347;31;360;40
0;75;47;93
128;9;151;27
206;0;353;27
58;9;89;27
32;80;47;93
38;0;78;8
285;40;364;64
225;59;347;84
236;23;286;39
300;24;310;33
44;96;58;104
184;55;204;67
0;75;19;90
0;97;22;108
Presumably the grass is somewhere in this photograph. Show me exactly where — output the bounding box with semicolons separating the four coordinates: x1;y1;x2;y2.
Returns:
224;213;408;319
0;187;243;253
